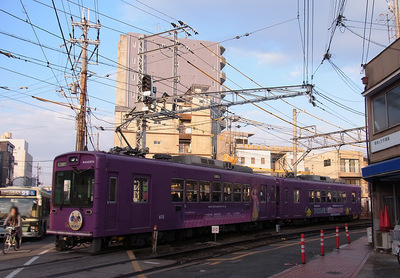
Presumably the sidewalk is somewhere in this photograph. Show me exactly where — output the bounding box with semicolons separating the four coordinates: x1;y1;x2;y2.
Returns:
273;236;372;278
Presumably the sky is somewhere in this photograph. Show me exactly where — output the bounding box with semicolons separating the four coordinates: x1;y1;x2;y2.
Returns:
0;0;395;185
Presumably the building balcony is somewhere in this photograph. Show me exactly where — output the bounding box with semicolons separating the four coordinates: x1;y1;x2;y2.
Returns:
179;133;192;140
220;71;226;84
220;57;226;70
220;45;226;55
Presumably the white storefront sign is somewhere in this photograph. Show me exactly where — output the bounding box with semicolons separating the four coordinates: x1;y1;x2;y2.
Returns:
371;130;400;153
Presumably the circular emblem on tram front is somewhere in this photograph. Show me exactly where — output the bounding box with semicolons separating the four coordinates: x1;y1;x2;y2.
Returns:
68;210;83;231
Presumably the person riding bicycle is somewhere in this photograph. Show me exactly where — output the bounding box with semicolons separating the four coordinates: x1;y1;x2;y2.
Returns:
3;206;22;248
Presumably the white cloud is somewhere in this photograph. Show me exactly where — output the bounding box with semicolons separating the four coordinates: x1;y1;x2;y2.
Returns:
230;47;287;66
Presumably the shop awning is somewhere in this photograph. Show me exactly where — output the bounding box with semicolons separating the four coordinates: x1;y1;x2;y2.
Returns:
362;156;400;181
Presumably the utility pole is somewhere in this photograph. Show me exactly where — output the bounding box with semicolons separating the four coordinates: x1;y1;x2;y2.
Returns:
394;0;400;38
35;163;41;187
69;9;100;151
173;29;178;98
293;108;298;177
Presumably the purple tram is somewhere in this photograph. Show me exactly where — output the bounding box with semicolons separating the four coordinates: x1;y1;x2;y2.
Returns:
48;152;361;252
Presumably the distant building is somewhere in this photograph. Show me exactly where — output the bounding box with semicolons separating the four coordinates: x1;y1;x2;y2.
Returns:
0;132;33;187
304;150;369;213
216;131;306;176
361;38;400;246
0;141;14;187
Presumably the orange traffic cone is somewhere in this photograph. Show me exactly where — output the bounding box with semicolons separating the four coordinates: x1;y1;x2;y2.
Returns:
379;210;385;231
383;206;393;231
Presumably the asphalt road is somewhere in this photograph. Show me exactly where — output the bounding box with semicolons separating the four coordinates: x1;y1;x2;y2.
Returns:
0;229;367;278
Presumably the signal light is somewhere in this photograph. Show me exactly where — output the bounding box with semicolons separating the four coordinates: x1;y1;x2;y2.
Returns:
142;74;152;92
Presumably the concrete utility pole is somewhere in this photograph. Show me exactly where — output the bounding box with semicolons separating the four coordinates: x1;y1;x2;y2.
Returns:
394;0;400;38
69;9;100;151
292;108;298;177
76;25;88;152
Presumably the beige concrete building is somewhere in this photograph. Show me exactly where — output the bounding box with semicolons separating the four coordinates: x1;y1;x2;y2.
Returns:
115;85;225;157
304;150;369;212
114;33;226;156
216;131;306;176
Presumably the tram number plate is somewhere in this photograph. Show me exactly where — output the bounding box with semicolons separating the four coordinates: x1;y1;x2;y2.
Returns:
211;226;219;234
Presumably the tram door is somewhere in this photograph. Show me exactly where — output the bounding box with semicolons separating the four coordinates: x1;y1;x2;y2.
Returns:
106;173;118;230
130;175;151;229
275;185;280;218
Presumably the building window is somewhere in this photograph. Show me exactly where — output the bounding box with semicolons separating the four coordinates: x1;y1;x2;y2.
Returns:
340;159;359;173
251;157;255;164
171;179;184;202
132;74;136;80
324;159;331;167
345;179;361;185
133;178;148;203
241;157;246;164
261;158;265;164
154;141;161;145
132;57;136;64
372;86;400;132
211;80;215;87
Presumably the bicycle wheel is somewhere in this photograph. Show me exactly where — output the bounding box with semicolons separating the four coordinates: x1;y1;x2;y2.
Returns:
3;234;11;254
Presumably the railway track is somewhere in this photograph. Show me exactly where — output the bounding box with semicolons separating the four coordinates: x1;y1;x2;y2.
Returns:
0;220;371;277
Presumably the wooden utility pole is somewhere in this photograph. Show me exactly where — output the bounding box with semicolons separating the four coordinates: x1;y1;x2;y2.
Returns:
293;108;298;177
69;9;100;151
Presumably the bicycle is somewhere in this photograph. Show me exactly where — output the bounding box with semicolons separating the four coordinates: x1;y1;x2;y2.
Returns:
2;227;21;254
397;244;400;265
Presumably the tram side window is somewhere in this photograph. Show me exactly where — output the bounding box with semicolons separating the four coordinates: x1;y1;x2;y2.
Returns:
243;185;251;202
332;191;337;203
351;192;356;203
327;191;332;202
293;189;300;203
260;186;266;203
321;191;327;202
171;179;184;202
109;178;117;202
342;192;347;203
233;183;242;202
316;190;321;202
200;181;210;202
224;183;232;202
133;178;148;203
186;180;198;202
212;182;222;202
337;191;342;203
309;190;315;202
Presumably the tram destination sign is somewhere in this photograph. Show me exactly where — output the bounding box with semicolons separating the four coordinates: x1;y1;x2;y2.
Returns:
0;189;36;196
